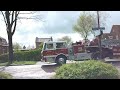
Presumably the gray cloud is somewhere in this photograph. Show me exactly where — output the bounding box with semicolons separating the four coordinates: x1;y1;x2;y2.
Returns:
1;11;120;47
41;11;80;34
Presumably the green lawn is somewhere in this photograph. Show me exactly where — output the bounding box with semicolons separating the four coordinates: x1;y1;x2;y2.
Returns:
0;61;38;66
0;72;12;79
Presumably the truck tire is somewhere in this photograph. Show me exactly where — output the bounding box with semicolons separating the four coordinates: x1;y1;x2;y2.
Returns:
55;55;67;65
91;52;100;60
109;54;113;59
108;51;113;59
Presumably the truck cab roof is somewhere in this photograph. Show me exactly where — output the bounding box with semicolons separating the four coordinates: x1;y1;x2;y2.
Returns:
44;41;67;44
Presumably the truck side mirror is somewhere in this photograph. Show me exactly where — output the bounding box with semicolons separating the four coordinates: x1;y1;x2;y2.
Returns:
87;50;90;53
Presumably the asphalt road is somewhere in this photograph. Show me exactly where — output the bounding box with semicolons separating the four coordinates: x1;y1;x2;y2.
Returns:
0;62;57;79
0;59;120;79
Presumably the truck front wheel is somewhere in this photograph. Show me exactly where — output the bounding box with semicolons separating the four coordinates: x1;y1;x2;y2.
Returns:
55;55;67;65
91;52;100;60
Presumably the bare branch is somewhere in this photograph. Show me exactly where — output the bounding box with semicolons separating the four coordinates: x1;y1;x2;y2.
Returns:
18;11;44;22
12;11;20;35
17;17;33;19
11;11;14;25
19;11;37;14
12;21;17;36
1;11;7;26
17;17;44;22
11;11;20;25
5;11;11;30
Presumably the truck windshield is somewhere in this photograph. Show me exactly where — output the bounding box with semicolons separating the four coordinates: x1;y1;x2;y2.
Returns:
46;43;54;50
56;42;66;49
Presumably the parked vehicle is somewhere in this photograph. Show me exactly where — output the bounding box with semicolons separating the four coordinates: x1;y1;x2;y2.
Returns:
41;40;113;65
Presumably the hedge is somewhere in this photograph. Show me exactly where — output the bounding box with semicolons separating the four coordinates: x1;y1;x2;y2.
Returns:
54;60;119;79
0;72;12;79
0;49;41;63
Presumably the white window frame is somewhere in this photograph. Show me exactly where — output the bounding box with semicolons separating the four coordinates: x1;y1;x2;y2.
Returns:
108;36;113;39
56;42;66;49
45;43;55;50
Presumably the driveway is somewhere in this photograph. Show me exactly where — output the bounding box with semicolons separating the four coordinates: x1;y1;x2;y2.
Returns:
0;62;57;79
0;60;79;79
0;59;120;79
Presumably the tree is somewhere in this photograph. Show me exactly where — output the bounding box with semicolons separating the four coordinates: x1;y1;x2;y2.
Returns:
1;11;20;64
1;11;43;64
58;36;72;45
94;11;109;27
39;42;44;50
91;11;109;37
73;11;109;40
13;42;22;51
73;11;96;41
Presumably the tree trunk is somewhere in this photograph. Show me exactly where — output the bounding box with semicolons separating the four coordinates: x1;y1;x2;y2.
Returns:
8;33;14;64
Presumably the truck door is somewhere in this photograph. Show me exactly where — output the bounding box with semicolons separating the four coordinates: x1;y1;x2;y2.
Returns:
113;46;120;58
43;43;55;56
73;45;91;60
55;42;68;55
42;43;56;62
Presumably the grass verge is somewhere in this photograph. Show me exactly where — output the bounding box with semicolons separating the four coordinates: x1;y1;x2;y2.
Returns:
0;72;12;79
0;61;38;66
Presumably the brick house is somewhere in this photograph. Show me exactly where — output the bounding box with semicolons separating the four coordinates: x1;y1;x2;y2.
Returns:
35;37;53;49
0;36;9;55
92;25;120;47
102;25;120;40
100;25;120;47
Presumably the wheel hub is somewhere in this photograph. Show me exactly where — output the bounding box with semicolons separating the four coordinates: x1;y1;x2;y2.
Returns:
58;58;65;64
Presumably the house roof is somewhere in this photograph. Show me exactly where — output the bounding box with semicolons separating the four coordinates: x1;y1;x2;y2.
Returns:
0;36;6;40
101;25;120;37
101;39;120;46
102;33;110;35
0;36;8;45
35;37;52;42
110;25;120;33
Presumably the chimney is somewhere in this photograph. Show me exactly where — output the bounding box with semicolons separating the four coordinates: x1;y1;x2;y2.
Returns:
35;37;38;42
51;36;53;41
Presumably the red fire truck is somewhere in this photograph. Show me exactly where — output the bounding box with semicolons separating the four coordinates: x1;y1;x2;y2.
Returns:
41;40;113;65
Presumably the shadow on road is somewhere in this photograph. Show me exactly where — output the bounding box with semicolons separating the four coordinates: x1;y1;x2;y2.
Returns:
0;65;10;72
41;64;60;73
105;61;120;67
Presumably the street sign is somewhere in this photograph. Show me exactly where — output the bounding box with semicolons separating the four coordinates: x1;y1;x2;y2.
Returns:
100;27;105;30
92;28;99;30
92;27;105;30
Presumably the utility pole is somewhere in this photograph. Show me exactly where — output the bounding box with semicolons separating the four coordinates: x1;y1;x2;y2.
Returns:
97;11;102;59
92;11;104;60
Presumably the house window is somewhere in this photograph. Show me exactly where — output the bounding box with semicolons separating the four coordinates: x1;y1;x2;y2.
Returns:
112;29;114;32
116;35;119;40
108;36;113;39
0;39;2;44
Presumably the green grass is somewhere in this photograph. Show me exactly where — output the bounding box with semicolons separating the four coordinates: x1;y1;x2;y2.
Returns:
0;61;38;66
0;72;12;79
13;61;37;65
0;62;8;66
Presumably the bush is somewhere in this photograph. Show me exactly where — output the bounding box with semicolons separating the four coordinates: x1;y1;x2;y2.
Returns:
55;60;119;79
0;72;12;79
0;53;9;63
0;49;41;63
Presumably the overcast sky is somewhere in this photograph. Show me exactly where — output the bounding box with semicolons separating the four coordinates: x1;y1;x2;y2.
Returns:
0;11;120;48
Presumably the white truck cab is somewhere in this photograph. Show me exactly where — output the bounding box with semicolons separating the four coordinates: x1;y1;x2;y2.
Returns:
41;41;68;65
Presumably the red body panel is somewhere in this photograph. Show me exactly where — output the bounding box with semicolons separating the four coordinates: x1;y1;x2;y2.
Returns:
112;46;120;56
43;48;68;56
43;50;56;56
73;45;85;54
56;48;68;55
